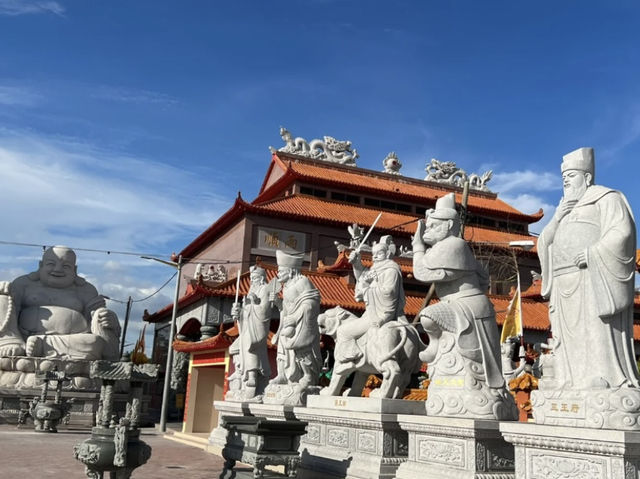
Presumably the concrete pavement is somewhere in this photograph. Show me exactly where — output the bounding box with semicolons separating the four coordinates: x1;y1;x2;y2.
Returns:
0;424;283;478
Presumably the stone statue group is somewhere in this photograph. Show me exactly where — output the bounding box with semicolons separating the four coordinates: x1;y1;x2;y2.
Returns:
1;147;639;428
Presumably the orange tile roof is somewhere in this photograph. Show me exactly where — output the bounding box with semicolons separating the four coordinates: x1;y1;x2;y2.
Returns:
254;194;539;250
179;193;538;258
318;250;414;275
636;250;640;272
261;153;544;224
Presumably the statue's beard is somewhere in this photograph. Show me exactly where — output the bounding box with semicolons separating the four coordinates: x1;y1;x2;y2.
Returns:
563;183;587;202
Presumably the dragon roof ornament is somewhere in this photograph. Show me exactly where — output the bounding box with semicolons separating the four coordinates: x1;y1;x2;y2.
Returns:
269;127;358;166
424;158;493;192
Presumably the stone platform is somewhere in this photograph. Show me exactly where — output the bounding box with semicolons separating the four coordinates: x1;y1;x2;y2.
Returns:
294;396;424;479
501;421;640;479
396;415;515;479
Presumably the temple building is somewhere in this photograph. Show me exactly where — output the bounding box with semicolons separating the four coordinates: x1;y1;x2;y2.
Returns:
143;129;557;435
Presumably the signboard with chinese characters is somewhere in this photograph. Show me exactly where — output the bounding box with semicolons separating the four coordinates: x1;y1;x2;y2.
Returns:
257;227;306;253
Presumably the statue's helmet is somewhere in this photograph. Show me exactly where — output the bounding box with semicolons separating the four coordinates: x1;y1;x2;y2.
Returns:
249;265;266;282
372;235;396;259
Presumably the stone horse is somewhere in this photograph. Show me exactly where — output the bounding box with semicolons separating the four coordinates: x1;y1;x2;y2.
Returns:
318;307;425;399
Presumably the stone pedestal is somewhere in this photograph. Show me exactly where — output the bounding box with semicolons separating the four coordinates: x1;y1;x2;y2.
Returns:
294;396;424;479
396;415;515;479
501;421;640;479
531;388;640;430
263;383;321;406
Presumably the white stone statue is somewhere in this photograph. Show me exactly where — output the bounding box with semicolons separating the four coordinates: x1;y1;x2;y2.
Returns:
424;158;493;192
412;194;517;420
382;151;402;175
318;236;424;399
228;265;276;402
264;250;322;405
0;246;121;361
532;147;640;429
268;127;359;166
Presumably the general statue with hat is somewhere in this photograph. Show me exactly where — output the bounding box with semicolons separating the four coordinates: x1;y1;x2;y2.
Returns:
264;249;321;405
412;193;516;420
537;148;639;399
229;264;275;401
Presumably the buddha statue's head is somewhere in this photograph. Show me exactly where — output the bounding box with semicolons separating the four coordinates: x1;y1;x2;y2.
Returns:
38;246;78;288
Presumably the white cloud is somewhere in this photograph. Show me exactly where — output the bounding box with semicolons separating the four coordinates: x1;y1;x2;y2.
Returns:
0;128;223;253
500;193;556;235
0;0;64;16
0;85;41;107
90;85;179;107
491;170;560;195
0;129;231;356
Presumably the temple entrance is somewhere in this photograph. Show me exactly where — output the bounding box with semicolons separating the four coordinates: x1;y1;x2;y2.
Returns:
185;365;226;434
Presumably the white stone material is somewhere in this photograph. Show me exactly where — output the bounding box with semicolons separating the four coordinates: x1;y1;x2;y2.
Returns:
306;395;426;415
382;152;402;175
227;265;275;402
535;147;640;430
264;250;322;406
295;398;414;479
412;194;517;420
397;415;514;479
0;246;121;363
424;158;493;192
318;236;424;400
269;126;358;166
501;421;640;479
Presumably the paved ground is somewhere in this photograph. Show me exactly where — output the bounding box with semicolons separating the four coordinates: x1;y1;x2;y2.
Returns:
0;423;281;478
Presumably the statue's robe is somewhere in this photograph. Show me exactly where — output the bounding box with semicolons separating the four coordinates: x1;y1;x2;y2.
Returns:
274;276;321;384
413;235;504;389
238;282;272;380
538;185;639;389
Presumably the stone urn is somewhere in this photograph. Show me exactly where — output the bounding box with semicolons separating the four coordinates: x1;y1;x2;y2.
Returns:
74;424;151;478
74;359;158;478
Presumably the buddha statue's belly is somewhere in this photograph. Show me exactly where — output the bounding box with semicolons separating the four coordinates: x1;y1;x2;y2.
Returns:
19;305;90;336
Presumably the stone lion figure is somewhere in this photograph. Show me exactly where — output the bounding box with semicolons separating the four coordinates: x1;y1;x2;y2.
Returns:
318;306;425;399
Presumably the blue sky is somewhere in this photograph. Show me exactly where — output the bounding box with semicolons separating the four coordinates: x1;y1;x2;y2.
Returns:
1;1;639;352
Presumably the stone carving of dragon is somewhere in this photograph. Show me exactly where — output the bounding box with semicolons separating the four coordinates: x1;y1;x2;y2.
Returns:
269;127;358;166
424;158;493;192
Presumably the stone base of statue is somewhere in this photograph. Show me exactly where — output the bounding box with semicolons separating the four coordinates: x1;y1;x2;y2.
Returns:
426;377;518;421
224;389;264;403
262;382;321;407
530;388;640;430
396;415;515;479
209;400;298;454
294;396;424;479
0;356;99;390
500;421;640;479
